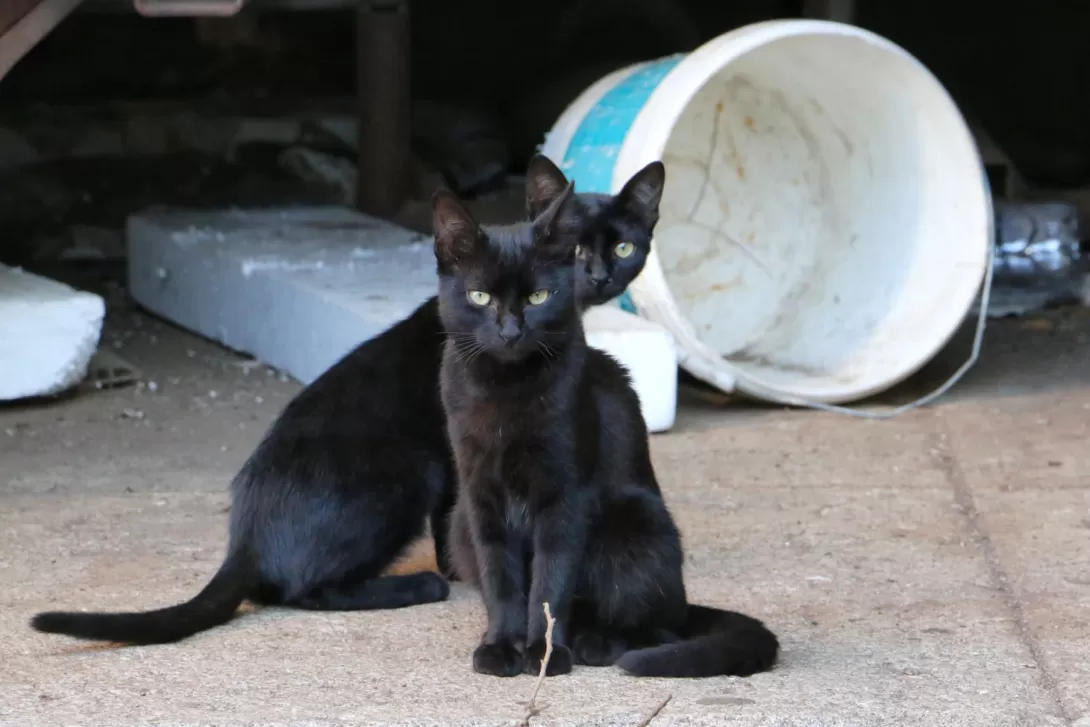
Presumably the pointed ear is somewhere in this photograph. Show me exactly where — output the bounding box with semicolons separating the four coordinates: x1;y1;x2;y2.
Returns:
617;160;665;230
525;154;571;220
531;179;581;256
432;189;480;269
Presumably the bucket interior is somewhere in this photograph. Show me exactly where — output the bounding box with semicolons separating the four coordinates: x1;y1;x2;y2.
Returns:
648;30;990;401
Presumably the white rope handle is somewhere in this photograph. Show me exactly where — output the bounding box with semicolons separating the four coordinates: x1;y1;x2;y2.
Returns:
767;245;996;419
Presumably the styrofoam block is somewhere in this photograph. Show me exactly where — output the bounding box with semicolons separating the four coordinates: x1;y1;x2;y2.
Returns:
0;265;105;401
584;305;677;433
127;207;438;386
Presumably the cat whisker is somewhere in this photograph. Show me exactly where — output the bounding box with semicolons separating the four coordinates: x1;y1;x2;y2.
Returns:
536;342;558;362
451;339;485;364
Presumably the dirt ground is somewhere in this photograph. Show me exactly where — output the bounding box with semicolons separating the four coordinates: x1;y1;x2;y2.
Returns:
1;297;1088;726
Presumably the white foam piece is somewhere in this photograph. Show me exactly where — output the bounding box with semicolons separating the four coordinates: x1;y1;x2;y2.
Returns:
128;206;677;432
128;207;437;385
0;265;106;401
584;305;677;433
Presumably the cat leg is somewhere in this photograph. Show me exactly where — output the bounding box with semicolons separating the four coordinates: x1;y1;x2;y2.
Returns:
569;600;627;666
522;499;586;676
430;469;460;581
446;498;480;585
289;571;449;611
569;601;679;667
467;493;529;677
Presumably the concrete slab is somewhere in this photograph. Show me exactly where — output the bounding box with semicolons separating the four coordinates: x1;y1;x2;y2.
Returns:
0;487;1061;727
969;488;1090;724
938;391;1090;492
940;393;1090;725
2;301;1088;726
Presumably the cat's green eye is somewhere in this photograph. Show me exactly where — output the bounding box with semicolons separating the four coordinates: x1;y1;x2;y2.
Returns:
527;289;551;306
467;290;492;306
614;241;635;258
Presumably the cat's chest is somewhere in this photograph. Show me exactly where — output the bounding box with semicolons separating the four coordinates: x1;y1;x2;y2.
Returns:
454;393;561;486
454;388;550;430
459;395;548;449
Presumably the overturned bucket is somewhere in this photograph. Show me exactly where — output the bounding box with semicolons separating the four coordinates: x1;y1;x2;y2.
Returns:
542;20;992;405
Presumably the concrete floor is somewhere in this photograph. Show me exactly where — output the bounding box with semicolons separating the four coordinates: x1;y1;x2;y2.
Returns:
1;299;1088;727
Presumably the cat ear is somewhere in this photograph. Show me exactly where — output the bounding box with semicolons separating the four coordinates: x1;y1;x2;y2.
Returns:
617;160;665;230
525;154;571;219
432;189;480;269
531;179;581;255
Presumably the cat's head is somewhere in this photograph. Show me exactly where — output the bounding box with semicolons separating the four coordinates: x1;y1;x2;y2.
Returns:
526;155;665;305
433;182;584;363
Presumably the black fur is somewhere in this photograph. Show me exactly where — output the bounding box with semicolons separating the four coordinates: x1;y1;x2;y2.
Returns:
435;181;779;679
29;158;665;646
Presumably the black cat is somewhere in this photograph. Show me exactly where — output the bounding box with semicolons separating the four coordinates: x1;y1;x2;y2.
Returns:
524;165;659;306
29;156;666;646
434;179;779;679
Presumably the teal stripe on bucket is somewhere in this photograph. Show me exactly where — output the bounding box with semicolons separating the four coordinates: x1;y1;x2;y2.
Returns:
559;55;683;314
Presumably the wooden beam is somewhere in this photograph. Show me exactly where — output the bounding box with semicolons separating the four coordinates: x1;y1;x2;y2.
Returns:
0;0;83;83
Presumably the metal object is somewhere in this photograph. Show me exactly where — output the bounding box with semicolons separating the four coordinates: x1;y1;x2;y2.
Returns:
355;0;411;218
989;200;1087;316
133;0;244;15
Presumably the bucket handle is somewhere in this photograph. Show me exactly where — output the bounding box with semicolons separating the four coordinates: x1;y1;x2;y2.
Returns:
777;245;996;419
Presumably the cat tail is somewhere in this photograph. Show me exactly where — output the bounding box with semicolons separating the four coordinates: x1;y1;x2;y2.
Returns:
30;548;256;645
616;604;779;678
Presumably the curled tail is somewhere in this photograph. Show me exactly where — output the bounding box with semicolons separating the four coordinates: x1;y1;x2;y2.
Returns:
30;550;256;645
616;604;779;678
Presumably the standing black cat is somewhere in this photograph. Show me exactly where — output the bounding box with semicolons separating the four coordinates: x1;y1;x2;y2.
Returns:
435;179;779;679
29;157;666;646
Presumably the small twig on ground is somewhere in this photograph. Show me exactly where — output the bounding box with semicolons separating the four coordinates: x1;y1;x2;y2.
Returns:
633;694;673;727
518;601;555;727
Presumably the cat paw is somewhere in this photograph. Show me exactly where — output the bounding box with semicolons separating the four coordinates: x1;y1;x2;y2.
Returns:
472;641;524;677
572;632;622;667
524;641;573;676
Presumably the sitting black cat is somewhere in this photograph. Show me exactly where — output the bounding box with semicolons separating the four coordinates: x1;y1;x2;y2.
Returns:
434;177;779;679
29;156;665;646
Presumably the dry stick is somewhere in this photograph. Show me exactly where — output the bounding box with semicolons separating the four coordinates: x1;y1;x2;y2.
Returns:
633;694;673;727
518;602;556;727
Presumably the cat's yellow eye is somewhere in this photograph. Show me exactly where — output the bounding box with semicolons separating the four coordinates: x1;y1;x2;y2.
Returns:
527;289;551;306
467;290;492;306
614;241;635;258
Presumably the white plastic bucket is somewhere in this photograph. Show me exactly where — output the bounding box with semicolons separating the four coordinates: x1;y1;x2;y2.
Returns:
542;19;992;405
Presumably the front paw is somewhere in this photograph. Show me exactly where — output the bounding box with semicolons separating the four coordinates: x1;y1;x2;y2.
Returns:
573;631;623;667
524;641;573;676
473;641;524;677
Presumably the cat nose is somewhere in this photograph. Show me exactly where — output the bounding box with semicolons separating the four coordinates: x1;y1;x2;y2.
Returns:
590;273;611;288
498;318;522;345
